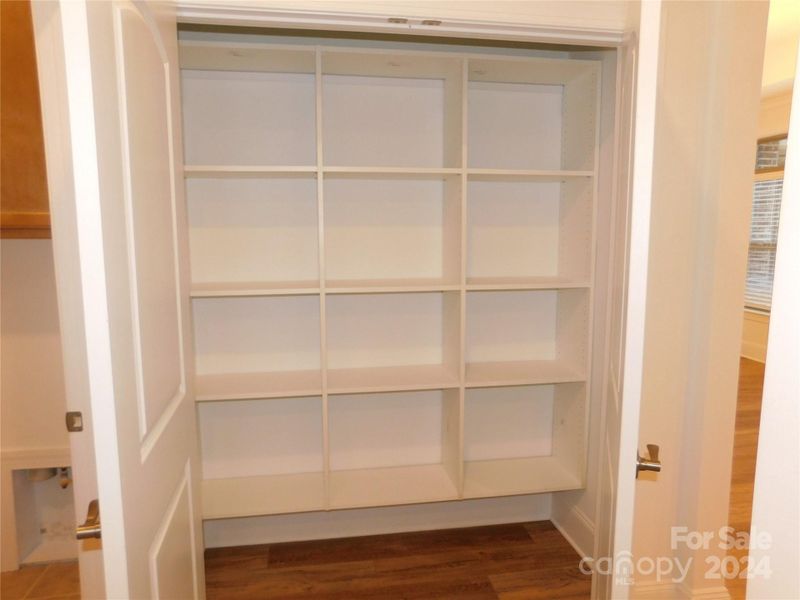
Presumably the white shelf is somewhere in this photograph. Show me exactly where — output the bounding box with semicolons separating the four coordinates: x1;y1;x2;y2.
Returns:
191;278;588;296
323;167;460;179
178;166;512;184
466;277;589;291
184;165;317;178
330;464;458;509
463;457;582;499
202;472;325;519
327;364;459;395
326;279;460;294
191;281;320;298
467;169;593;181
195;370;323;401
465;360;585;388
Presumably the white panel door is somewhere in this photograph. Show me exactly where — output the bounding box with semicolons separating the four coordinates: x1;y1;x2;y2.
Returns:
32;1;204;598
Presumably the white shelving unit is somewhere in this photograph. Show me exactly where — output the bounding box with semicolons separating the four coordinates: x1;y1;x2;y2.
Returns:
180;37;600;519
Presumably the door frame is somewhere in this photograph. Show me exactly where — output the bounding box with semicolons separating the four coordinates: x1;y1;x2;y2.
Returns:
176;2;628;47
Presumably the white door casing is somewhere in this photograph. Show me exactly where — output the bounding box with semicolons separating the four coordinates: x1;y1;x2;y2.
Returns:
32;1;204;598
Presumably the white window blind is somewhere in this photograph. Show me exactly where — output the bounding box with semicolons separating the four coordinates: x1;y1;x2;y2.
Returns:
745;177;783;310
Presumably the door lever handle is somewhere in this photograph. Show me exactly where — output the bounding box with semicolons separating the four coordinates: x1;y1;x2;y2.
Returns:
76;499;101;540
636;444;662;478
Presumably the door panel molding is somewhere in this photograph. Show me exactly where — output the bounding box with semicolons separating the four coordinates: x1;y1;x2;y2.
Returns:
148;460;199;600
113;2;187;453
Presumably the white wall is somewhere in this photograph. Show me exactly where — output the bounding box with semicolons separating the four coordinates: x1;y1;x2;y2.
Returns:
760;90;794;138
762;0;799;93
1;239;69;452
1;238;73;571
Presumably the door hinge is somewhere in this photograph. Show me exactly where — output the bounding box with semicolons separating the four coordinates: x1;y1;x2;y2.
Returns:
65;411;83;432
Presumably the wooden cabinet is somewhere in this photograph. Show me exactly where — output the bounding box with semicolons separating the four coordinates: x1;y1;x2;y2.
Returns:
0;0;50;238
179;33;600;521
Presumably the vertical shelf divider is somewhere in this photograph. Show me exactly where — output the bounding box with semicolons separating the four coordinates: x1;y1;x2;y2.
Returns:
455;58;469;498
582;65;602;484
560;62;601;488
315;47;331;510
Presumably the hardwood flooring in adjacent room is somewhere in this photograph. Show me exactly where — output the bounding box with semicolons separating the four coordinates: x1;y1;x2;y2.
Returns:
726;357;766;600
204;521;591;599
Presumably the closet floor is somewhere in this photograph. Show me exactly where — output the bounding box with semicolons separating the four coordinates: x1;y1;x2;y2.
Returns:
204;520;590;599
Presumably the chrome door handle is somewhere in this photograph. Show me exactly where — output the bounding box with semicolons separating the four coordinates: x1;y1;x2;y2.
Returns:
76;499;101;539
636;444;662;478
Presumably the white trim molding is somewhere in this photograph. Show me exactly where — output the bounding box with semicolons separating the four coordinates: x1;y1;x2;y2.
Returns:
204;494;551;548
631;582;730;600
1;447;72;470
552;503;595;559
741;309;770;363
676;583;731;600
176;2;627;47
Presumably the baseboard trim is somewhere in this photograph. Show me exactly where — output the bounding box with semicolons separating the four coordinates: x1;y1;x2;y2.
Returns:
677;583;731;600
631;581;682;599
0;447;71;470
740;342;766;363
204;494;552;548
551;502;595;559
631;581;731;600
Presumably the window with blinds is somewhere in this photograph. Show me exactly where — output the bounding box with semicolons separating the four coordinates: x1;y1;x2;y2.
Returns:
745;136;787;311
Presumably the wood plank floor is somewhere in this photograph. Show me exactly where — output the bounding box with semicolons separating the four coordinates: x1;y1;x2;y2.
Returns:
204;521;591;599
725;357;766;600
